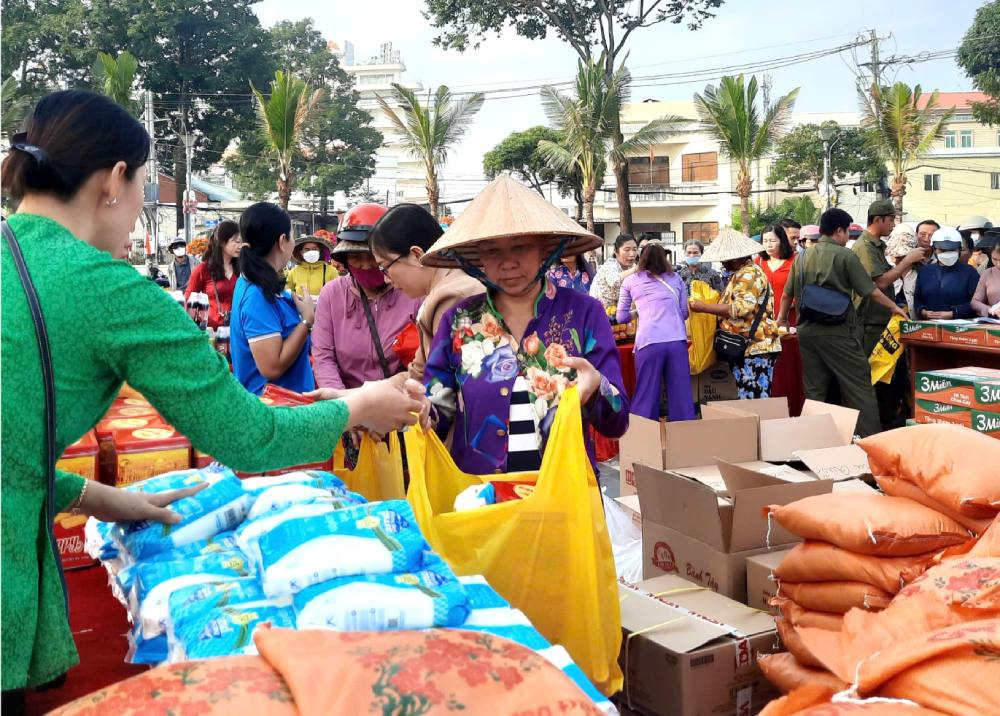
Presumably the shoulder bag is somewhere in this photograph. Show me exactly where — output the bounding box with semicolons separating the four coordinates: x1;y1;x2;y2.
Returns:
713;279;770;363
2;220;70;616
797;250;851;325
358;289;392;379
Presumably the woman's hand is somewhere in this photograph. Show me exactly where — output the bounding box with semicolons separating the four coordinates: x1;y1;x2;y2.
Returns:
563;356;602;405
341;378;428;435
304;387;350;401
79;481;208;524
689;300;706;313
990;304;1000;318
294;286;315;326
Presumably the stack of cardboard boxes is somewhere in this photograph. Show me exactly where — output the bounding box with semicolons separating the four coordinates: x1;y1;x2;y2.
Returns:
912;366;1000;439
901;319;1000;348
614;397;875;715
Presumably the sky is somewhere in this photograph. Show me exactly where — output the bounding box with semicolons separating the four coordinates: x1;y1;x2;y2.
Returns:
254;0;982;203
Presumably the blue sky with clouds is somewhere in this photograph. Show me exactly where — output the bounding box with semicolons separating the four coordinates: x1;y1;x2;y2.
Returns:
254;0;982;201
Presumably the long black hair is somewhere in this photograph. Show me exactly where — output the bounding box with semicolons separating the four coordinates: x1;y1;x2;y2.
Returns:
369;203;443;255
1;89;149;202
239;202;290;300
761;224;794;260
205;220;241;282
638;243;673;275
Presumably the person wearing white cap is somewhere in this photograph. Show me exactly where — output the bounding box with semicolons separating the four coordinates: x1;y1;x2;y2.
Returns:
689;228;783;399
913;226;982;320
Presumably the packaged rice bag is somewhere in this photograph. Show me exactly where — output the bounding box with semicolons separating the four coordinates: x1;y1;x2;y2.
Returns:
115;473;251;560
458;576;512;611
84;517;117;560
454;483;496;512
234;502;342;571
240;470;348;497
457;623;552;651
131;551;254;639
168;602;296;662
256;500;427;597
246;482;365;521
294;554;469;631
125;466;229;495
126;627;168;665
167;578;270;624
117;533;242;595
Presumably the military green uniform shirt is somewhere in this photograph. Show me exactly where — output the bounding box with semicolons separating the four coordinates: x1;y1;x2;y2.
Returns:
784;237;877;334
852;231;894;333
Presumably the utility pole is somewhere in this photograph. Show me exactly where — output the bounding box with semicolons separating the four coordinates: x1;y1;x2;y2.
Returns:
181;123;196;245
143;89;159;274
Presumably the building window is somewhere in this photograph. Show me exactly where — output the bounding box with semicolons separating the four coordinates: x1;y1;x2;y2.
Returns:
960;130;973;148
628;156;669;185
992;173;1000;190
358;73;394;85
924;174;941;191
943;131;956;149
681;152;718;182
683;222;719;244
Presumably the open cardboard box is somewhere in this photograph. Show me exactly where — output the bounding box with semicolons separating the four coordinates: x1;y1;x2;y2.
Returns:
635;457;830;602
746;548;794;615
618;575;780;716
702;398;860;463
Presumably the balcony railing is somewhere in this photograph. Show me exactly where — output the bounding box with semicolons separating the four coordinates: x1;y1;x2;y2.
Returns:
602;183;719;203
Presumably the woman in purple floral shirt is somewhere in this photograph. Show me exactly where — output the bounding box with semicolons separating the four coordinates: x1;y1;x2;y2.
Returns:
420;176;629;475
547;254;594;293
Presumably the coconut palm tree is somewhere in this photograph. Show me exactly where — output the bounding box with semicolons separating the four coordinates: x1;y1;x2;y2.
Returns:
252;70;324;209
693;74;799;233
860;82;953;221
538;57;685;233
376;85;484;218
1;75;33;139
94;51;140;115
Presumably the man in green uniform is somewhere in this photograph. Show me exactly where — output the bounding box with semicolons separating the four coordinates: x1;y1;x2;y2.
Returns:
779;208;908;437
851;199;928;429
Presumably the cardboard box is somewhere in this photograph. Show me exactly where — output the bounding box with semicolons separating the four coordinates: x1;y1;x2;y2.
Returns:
619;575;780;716
914;367;1000;411
111;426;192;486
695;361;739;404
914;398;973;428
832;478;880;494
55;431;100;570
616;494;642;531
987;326;1000;349
939;320;991;348
702;398;859;463
635;459;830;602
746;549;794;615
793;444;872;482
972;409;1000;438
619;416;667;497
900;320;941;343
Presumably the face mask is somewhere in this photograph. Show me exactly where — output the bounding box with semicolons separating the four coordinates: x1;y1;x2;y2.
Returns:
172;247;186;258
350;265;386;291
684;256;700;266
302;250;321;264
937;251;959;267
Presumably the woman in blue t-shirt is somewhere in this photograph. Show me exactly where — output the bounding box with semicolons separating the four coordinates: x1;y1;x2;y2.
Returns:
231;202;316;394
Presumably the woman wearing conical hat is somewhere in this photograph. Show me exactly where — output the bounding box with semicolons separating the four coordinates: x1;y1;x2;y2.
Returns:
420;175;630;474
689;227;783;399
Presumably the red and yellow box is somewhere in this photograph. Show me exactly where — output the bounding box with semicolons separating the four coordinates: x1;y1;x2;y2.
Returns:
110;426;191;486
939;322;990;348
915;367;1000;411
54;431;100;570
914;399;973;428
900;320;941;343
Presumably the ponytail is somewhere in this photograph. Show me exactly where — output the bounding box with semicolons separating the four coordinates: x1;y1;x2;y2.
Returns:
238;202;290;301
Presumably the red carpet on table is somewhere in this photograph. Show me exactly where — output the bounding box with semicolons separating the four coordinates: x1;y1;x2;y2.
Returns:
25;565;145;714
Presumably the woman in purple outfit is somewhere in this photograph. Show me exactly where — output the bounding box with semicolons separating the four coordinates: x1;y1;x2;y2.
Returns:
617;242;695;421
420;176;629;475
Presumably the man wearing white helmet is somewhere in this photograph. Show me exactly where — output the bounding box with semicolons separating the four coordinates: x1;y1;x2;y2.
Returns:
913;226;981;321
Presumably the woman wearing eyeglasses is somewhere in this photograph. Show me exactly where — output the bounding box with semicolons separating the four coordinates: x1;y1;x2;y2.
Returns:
368;204;484;382
311;203;422;390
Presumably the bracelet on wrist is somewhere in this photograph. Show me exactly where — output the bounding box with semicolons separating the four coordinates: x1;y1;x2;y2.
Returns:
71;479;90;513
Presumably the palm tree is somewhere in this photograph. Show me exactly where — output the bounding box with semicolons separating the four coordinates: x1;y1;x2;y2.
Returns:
376;85;484;218
252;70;324;209
94;51;140;114
1;75;33;139
860;82;953;221
538;57;685;233
693;74;799;233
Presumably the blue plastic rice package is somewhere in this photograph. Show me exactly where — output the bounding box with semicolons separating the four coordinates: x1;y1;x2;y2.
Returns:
126;626;168;665
114;473;251;560
234;501;343;571
130;551;254;639
239;470;347;497
125;466;229;495
117;532;241;596
294;553;470;631
84;518;117;560
166;578;269;625
256;500;427;597
457;575;511;611
168;602;296;662
245;482;366;521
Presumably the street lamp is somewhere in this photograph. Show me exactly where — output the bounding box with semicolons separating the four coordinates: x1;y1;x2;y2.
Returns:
818;126;838;211
181;129;196;245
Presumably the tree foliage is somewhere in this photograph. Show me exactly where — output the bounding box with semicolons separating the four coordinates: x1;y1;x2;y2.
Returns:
483;126;564;193
957;0;1000;126
1;75;33;139
93;51;140;115
731;196;818;236
693;74;798;232
767;121;885;191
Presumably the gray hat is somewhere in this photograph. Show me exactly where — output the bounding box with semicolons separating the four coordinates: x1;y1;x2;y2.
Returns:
867;199;895;218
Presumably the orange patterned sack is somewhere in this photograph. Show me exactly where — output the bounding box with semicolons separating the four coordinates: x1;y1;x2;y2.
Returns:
775;541;934;594
48;656;297;716
778;581;892;614
859;424;1000;518
772;597;844;632
875;476;993;535
776;618;824;668
758;653;847;695
896;557;1000;615
766;494;971;556
760;684;947;716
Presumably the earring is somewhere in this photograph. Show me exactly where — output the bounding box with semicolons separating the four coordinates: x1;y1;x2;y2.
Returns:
106;197;118;207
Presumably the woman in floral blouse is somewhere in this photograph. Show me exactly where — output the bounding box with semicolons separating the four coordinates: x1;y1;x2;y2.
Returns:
420;176;629;474
690;228;782;399
589;233;637;309
547;254;594;293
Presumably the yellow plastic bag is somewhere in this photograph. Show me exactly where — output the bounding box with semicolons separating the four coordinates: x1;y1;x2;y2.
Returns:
687;279;720;375
332;433;405;502
870;315;905;384
404;388;623;695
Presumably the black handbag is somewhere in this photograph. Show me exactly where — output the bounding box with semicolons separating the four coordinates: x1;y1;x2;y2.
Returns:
714;280;770;363
3;220;70;617
797;251;851;325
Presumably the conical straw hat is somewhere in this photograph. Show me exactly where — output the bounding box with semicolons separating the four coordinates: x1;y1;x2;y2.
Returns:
421;174;602;268
700;227;765;263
